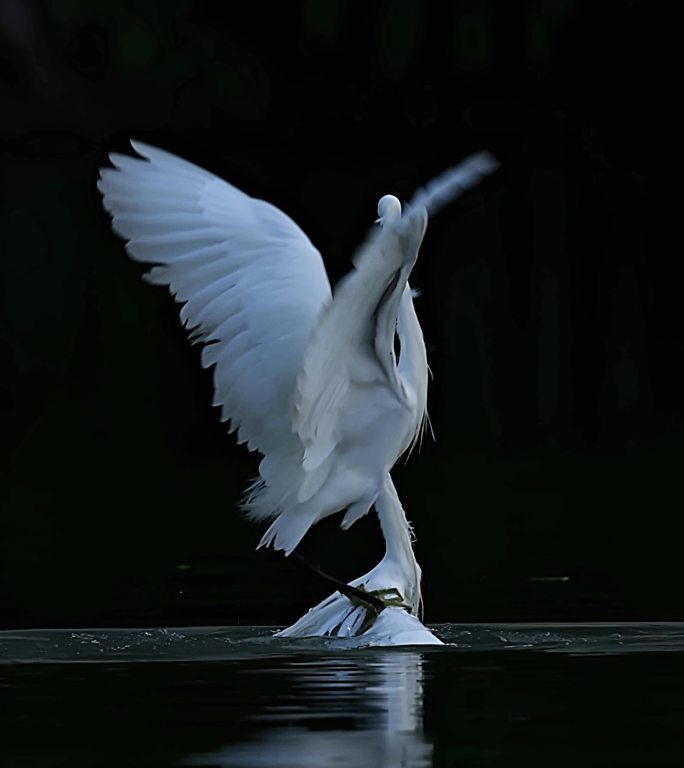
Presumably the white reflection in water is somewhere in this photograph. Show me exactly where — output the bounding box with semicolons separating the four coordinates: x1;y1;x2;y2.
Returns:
184;652;432;768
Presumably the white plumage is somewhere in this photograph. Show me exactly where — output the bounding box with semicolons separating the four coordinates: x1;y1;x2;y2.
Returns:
98;142;497;562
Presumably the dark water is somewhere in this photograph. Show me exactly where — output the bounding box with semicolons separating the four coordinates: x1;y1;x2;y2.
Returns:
2;624;683;767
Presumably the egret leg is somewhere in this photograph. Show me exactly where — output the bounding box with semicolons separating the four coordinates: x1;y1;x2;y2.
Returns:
290;552;385;611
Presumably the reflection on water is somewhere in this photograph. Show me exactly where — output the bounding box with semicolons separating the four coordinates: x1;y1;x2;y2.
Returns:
185;653;431;767
2;624;684;767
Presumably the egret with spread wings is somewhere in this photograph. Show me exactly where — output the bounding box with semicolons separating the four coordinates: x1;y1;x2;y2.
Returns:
98;145;496;640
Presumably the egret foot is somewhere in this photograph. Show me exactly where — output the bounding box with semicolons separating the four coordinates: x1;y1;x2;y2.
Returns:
341;585;412;635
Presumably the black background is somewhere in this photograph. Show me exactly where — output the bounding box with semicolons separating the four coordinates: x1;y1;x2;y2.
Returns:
0;1;669;630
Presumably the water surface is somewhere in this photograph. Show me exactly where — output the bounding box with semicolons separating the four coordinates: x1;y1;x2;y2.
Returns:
2;624;683;766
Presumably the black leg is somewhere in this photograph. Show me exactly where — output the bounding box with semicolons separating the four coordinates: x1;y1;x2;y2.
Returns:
290;552;385;612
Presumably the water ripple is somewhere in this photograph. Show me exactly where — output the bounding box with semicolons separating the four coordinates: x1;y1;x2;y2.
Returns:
1;622;683;664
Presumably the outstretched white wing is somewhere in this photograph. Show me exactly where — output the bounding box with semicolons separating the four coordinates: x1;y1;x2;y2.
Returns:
98;141;331;456
405;150;499;221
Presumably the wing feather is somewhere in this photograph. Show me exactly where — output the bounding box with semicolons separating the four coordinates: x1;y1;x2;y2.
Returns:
99;140;332;459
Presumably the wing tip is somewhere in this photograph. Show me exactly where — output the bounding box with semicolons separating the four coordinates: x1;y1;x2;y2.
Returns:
106;139;151;170
129;138;152;159
471;149;500;176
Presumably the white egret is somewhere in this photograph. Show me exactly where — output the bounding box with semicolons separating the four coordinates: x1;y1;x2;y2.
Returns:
98;142;497;641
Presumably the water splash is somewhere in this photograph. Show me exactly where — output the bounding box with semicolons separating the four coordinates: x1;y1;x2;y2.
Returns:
2;622;684;664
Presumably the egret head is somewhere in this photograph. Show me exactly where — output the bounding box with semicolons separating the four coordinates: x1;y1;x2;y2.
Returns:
375;195;402;226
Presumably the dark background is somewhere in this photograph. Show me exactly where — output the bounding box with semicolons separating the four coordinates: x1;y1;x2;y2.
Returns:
0;1;668;630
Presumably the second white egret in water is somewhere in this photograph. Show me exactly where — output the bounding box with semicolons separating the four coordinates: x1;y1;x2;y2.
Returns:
98;143;497;643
